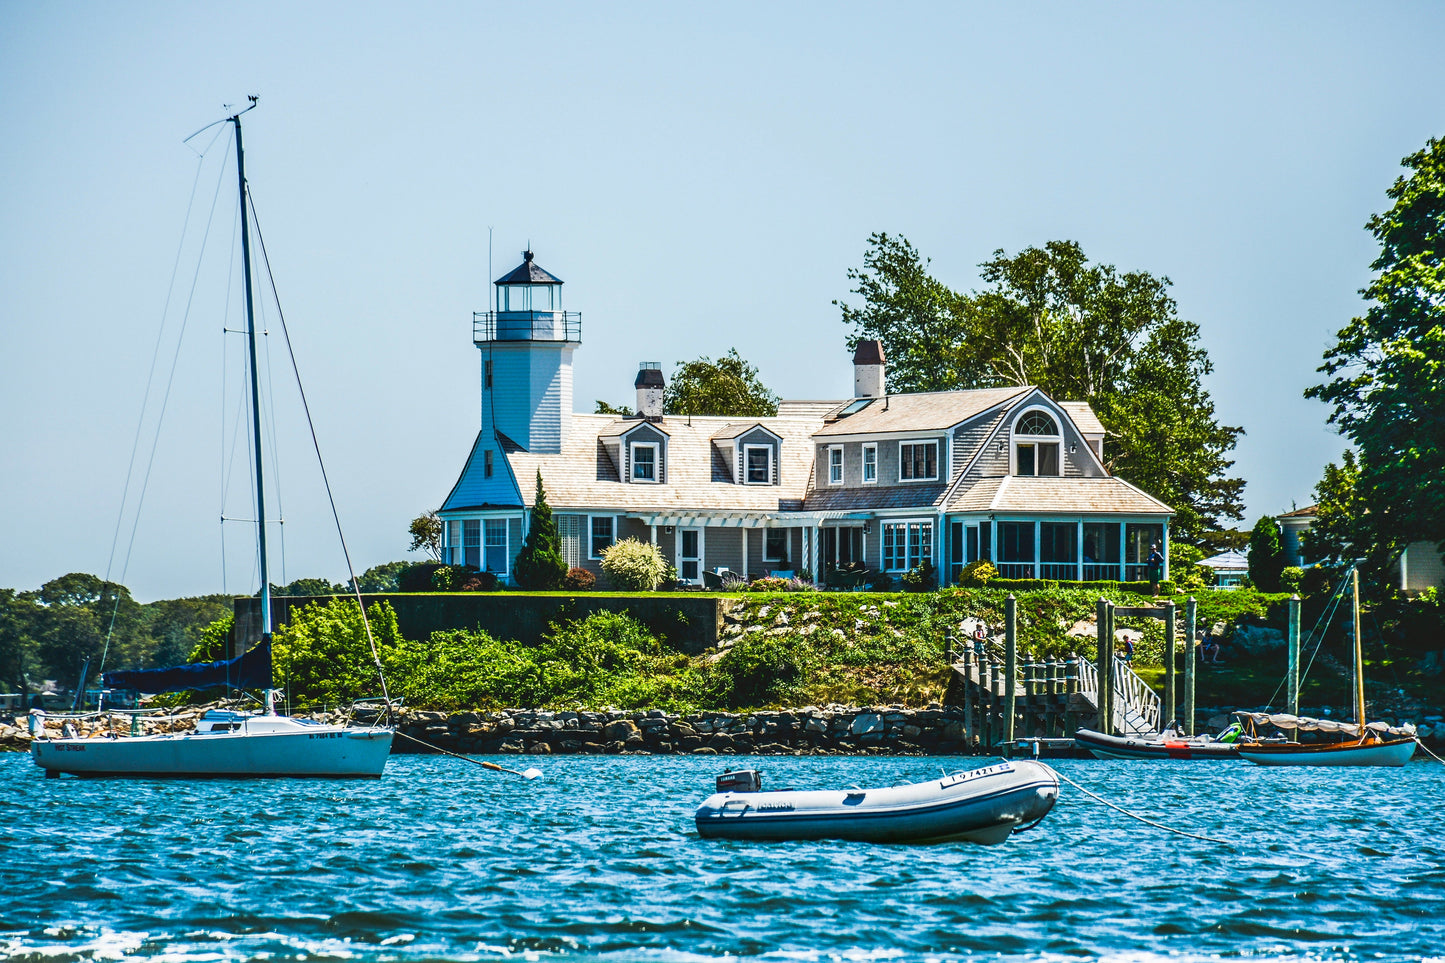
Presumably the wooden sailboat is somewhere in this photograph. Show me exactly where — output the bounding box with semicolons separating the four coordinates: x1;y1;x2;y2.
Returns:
30;100;394;778
1236;566;1416;767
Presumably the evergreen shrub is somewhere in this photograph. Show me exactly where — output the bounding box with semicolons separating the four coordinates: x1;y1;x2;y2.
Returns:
513;473;568;590
956;559;997;587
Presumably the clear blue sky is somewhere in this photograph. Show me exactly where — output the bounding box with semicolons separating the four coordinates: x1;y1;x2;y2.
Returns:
2;2;1442;601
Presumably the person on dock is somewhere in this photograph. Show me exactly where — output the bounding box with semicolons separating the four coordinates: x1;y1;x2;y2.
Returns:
972;621;988;655
1122;635;1135;664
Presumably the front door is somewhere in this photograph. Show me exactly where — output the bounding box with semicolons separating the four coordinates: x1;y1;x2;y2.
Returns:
676;527;703;584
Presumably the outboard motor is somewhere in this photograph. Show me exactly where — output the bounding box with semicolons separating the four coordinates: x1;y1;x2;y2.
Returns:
716;768;762;793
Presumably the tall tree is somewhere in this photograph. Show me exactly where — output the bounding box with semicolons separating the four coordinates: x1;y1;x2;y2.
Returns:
664;348;780;417
1302;450;1382;569
0;589;40;697
1306;137;1445;563
513;472;568;590
837;233;1245;539
1247;516;1285;592
408;510;442;561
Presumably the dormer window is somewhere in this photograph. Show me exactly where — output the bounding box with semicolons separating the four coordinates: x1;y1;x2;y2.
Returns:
631;442;659;483
899;441;938;482
1014;408;1061;476
744;444;774;485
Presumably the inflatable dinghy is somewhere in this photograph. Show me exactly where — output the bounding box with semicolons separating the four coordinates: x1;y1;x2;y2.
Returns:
694;760;1059;845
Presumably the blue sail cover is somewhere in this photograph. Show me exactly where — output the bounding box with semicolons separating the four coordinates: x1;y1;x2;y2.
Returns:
103;641;272;693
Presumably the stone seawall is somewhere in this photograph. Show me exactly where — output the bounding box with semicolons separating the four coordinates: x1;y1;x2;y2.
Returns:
388;706;980;756
233;593;733;656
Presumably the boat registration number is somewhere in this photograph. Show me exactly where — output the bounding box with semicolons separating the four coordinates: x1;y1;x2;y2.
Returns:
940;761;1011;788
55;743;86;752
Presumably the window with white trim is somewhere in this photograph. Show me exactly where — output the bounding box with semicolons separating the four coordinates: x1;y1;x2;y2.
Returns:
862;443;877;484
882;520;933;572
764;528;788;562
630;442;659;482
899;441;938;481
744;444;773;485
828;446;844;485
590;516;615;558
463;519;481;569
1013;408;1061;477
484;519;508;574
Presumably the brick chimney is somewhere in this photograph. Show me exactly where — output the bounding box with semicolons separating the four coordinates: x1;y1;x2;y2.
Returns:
853;340;885;398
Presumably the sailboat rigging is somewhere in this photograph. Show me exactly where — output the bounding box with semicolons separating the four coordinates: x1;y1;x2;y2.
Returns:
31;99;395;778
1236;564;1416;767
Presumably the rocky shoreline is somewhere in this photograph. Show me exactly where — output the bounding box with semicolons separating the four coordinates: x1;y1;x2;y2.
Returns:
4;703;1441;756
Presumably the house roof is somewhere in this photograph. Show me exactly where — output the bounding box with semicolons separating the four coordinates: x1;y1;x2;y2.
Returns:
495;250;563;286
778;399;849;418
710;422;780;442
813;386;1030;436
803;483;951;512
1058;401;1104;436
597;418;669;441
1277;505;1318;519
1199;549;1249;571
507;413;820;512
947;475;1172;515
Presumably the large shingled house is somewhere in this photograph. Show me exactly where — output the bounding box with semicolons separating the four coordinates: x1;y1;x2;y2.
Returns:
437;251;1173;586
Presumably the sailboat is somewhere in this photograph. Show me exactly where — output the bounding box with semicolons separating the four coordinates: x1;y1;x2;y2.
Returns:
1236;565;1416;767
30;100;394;778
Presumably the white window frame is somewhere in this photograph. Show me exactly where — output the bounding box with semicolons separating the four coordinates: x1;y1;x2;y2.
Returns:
763;527;788;562
674;526;706;584
630;441;660;483
589;515;616;559
1011;405;1062;477
898;440;939;482
881;519;934;572
862;442;877;484
743;444;774;485
828;445;844;486
483;518;509;575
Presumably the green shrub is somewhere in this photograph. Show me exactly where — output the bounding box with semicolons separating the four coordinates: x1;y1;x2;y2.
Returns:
600;538;668;591
957;559;997;587
187;615;234;664
398;562;445;592
388;628;538;710
272;598;402;708
513;473;568;590
900;559;936;592
710;634;816;708
1279;566;1304;594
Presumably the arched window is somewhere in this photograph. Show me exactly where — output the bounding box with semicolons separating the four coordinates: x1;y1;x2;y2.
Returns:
1013;407;1062;476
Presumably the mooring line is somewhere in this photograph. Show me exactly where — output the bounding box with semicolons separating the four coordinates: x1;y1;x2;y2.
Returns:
392;729;542;779
1416;738;1445;764
1053;769;1233;846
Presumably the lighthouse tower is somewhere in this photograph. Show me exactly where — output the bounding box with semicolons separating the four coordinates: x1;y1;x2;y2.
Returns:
474;250;581;453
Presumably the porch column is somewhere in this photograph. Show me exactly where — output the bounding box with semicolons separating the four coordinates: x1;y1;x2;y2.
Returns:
1162;517;1170;579
1077;520;1084;581
741;527;748;578
811;525;821;582
1118;523;1127;582
1033;520;1040;579
650;524;657;547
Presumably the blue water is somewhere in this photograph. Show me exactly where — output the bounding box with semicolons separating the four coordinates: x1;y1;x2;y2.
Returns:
2;752;1442;963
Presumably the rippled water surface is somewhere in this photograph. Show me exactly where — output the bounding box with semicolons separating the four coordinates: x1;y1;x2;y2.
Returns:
2;752;1442;963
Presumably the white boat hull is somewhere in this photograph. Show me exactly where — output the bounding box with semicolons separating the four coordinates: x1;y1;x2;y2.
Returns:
694;760;1059;845
31;719;393;778
1236;738;1416;767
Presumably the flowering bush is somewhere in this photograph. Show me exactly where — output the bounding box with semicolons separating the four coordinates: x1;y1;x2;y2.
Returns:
599;538;668;591
956;559;997;587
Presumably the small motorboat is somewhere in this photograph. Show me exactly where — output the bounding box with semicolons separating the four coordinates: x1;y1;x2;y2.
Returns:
693;760;1059;845
1074;725;1244;761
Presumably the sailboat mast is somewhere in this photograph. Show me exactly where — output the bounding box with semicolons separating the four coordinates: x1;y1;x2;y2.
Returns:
232;108;271;644
1351;565;1365;736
